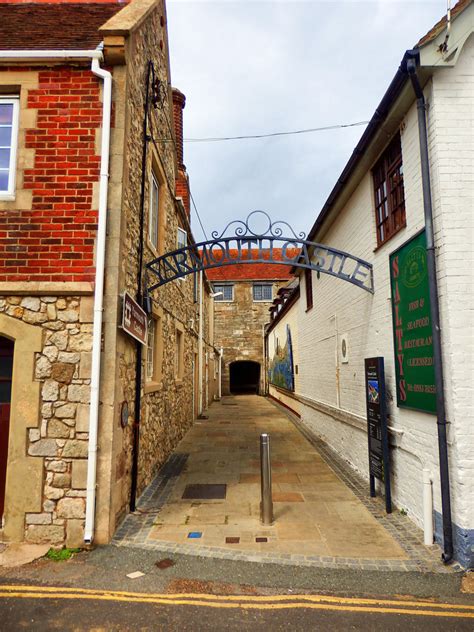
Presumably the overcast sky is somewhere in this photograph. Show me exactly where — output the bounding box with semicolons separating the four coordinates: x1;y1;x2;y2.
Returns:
167;1;445;241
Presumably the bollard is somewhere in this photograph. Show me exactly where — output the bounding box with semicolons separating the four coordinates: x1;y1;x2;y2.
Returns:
260;433;274;525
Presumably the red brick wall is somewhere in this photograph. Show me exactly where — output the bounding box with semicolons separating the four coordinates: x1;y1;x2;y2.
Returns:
0;66;105;283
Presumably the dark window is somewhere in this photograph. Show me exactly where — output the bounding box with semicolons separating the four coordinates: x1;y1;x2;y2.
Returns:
213;284;233;301
305;269;313;310
253;283;272;301
373;133;406;247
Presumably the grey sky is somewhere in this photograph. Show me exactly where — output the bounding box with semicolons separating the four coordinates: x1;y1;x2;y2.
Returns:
167;1;445;240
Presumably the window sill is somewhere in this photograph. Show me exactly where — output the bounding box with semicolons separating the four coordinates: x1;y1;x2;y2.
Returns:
373;222;407;253
144;380;162;394
0;194;15;202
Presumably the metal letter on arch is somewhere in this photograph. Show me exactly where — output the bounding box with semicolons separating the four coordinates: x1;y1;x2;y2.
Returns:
145;211;374;294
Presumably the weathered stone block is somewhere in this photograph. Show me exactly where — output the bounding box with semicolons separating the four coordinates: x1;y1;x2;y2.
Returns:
66;519;84;548
46;304;56;320
68;333;92;352
58;352;80;364
56;497;85;519
47;419;70;439
54;403;76;419
23;310;48;325
58;309;79;323
46;460;68;473
21;297;40;312
48;330;68;351
51;362;75;384
79;296;94;323
41;403;53;418
26;525;64;545
26;513;52;525
62;440;88;458
53;473;71;488
44;485;64;500
29;429;40;443
42;380;59;402
68;384;90;403
56;298;67;309
43;346;59;362
76;404;90;432
28;439;57;457
79;352;92;379
35;355;52;379
71;460;88;489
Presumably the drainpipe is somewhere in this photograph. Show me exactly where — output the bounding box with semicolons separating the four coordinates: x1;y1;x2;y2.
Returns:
406;57;453;563
84;58;112;544
218;347;223;400
198;270;204;416
130;61;153;512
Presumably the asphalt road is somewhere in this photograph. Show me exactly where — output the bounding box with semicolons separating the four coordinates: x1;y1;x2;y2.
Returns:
0;584;473;632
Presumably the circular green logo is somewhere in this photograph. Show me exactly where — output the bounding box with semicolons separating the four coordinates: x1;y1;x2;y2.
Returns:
402;246;427;288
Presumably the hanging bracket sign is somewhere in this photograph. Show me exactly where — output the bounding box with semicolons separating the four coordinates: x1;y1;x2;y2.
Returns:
121;292;147;345
364;356;391;514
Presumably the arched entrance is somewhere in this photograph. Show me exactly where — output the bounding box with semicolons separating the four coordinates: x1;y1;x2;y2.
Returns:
0;335;14;520
229;360;260;395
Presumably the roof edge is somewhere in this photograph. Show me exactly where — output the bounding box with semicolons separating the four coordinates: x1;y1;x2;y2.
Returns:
99;0;159;36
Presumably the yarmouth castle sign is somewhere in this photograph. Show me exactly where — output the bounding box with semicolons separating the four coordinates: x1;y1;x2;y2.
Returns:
390;230;436;414
146;211;374;294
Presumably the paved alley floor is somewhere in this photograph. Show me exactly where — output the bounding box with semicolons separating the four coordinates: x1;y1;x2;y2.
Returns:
114;396;452;573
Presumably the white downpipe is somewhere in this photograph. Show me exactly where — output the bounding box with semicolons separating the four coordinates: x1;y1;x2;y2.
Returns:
198;271;203;416
218;347;223;400
423;468;434;545
84;58;112;544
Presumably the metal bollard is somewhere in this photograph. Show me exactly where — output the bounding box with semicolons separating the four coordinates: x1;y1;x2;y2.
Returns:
260;433;274;525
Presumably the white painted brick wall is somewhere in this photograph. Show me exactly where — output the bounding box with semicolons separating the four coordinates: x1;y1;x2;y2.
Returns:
296;34;473;534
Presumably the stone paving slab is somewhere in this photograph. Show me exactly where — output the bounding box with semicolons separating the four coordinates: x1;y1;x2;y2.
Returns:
113;396;459;573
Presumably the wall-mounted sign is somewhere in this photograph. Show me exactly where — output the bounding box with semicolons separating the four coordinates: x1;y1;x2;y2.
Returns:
364;357;391;513
389;230;436;414
121;292;147;345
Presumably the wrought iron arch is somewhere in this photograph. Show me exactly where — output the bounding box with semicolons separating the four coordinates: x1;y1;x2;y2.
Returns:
145;211;374;294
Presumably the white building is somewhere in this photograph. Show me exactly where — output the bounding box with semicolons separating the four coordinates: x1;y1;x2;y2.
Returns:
268;2;473;568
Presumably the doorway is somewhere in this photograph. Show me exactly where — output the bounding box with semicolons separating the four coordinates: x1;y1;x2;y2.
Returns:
0;336;14;520
229;361;260;394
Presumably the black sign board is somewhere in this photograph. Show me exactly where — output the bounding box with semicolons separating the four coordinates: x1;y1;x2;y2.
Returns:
364;357;391;513
121;292;147;345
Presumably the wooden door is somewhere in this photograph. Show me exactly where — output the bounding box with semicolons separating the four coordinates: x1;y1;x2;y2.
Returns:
0;337;14;519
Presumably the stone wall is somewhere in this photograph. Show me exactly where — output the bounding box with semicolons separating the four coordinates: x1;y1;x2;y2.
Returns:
214;280;287;395
0;292;93;546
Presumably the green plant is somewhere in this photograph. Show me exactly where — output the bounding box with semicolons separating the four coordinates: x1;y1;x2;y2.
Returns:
400;508;408;516
46;547;81;561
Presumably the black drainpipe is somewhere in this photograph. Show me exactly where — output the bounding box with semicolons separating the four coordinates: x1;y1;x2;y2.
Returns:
130;61;153;512
406;55;453;563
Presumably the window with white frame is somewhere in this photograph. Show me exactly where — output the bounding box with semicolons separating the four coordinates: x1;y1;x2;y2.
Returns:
177;227;187;250
0;98;19;197
175;327;184;379
213;284;233;302
149;171;159;250
146;315;163;383
253;283;272;302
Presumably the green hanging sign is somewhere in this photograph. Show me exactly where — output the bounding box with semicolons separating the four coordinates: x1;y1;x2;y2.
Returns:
389;230;436;414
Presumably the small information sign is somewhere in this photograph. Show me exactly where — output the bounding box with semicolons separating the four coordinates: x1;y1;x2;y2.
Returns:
364;356;391;513
389;230;436;414
121;292;147;345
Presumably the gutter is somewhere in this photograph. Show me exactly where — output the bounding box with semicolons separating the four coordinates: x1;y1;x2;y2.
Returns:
0;48;112;544
405;57;453;563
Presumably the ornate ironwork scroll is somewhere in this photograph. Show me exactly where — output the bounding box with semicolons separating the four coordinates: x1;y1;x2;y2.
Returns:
146;211;374;294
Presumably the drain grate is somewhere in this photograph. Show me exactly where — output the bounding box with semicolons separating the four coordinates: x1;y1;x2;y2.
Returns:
182;484;227;500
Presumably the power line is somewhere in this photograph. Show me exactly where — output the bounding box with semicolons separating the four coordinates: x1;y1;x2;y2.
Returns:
184;120;369;143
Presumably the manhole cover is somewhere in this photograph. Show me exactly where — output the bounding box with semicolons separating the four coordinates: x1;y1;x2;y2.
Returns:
182;484;227;500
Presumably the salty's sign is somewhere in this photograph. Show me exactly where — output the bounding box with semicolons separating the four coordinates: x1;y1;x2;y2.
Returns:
389;230;435;414
121;292;147;345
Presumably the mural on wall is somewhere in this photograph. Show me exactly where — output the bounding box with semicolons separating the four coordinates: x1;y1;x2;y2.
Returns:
268;325;295;391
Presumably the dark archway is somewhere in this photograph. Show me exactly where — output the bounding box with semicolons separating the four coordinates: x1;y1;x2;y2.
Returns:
230;361;260;395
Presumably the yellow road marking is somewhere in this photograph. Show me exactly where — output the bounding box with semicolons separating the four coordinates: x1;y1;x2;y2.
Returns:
0;586;472;618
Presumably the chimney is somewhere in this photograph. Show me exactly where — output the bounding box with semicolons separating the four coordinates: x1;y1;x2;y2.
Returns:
172;87;190;217
172;87;186;170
